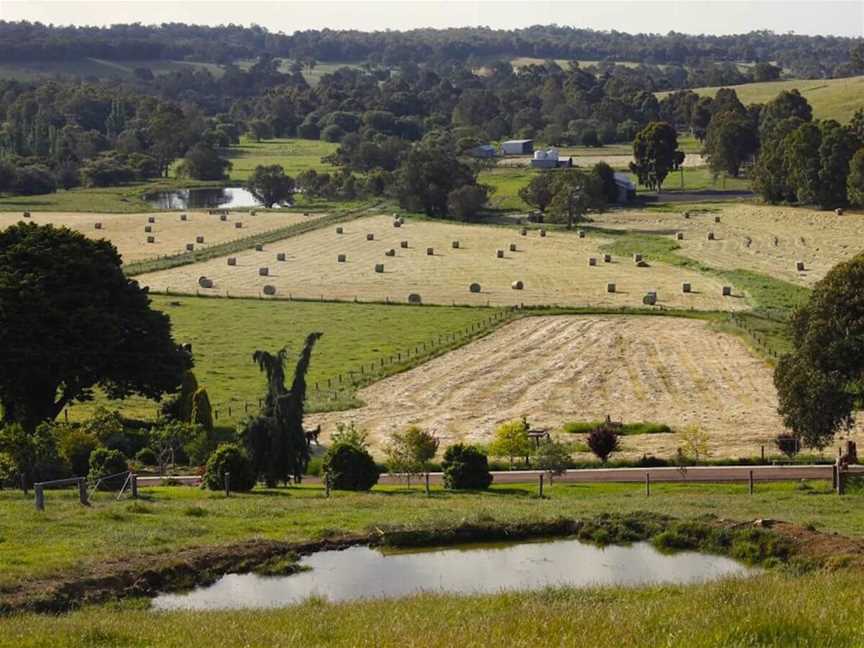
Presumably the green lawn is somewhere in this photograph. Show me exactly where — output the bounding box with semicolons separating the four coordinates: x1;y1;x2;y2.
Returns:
224;137;339;181
0;58;224;82
480;168;534;211
67;297;505;423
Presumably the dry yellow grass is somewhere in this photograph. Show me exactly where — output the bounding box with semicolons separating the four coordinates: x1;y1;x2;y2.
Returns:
137;214;744;308
0;210;319;264
593;203;864;287
309;315;842;459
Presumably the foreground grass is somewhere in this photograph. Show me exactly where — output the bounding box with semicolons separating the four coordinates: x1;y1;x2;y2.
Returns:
2;480;861;589
68;296;504;422
3;570;863;647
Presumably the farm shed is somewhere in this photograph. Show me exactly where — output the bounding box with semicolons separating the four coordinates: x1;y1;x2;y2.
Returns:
613;172;636;204
469;144;497;158
501;139;534;155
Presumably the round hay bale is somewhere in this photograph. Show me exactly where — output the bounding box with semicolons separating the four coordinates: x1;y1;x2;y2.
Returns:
714;216;721;223
250;210;257;216
539;228;547;237
148;216;156;224
146;236;155;244
196;235;205;243
337;254;347;262
277;252;286;262
633;253;643;262
607;283;616;294
374;263;385;273
426;247;434;256
836;208;844;216
520;227;527;236
385;248;396;257
796;261;805;271
509;243;517;252
259;267;269;276
186;243;194;251
227;257;237;266
452;240;460;249
336;226;344;234
682;282;692;293
262;285;277;296
588;257;597;266
366;233;375;241
220;214;228;222
643;293;657;306
198;276;213;289
22;211;30;218
683;211;691;219
400;240;409;248
707;232;715;241
94;222;103;230
235;222;243;228
603;254;612;263
636;260;650;268
496;249;505;258
144;225;152;233
512;280;524;290
676;232;684;240
469;283;481;293
393;220;402;228
255;244;264;252
722;286;732;296
180;214;187;221
578;230;586;238
408;293;422;304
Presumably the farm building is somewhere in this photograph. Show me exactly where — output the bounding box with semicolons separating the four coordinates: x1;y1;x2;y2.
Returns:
530;148;573;169
469;144;497;158
614;172;636;203
501;139;534;155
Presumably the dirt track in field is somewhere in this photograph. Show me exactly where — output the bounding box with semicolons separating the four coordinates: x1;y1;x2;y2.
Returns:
0;210;318;263
309;315;803;459
593;203;864;287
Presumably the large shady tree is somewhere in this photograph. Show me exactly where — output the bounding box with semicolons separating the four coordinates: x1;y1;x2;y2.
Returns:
0;222;191;432
240;333;322;486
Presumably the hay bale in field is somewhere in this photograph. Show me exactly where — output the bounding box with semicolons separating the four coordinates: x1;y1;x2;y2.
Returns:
375;263;385;273
337;254;347;262
263;285;277;296
836;208;844;216
512;280;524;290
722;286;732;296
520;227;527;236
277;252;286;261
426;247;434;255
235;222;243;228
643;293;657;306
198;276;214;289
452;240;460;249
603;254;612;263
469;283;481;293
578;230;586;238
227;257;237;266
336;226;343;234
636;260;650;268
683;211;690;219
255;244;264;252
94;222;103;230
633;253;643;262
509;243;517;252
220;214;227;221
393;220;402;228
148;216;156;224
676;232;684;240
250;210;257;216
180;214;187;221
607;283;616;293
259;267;269;276
707;232;715;241
146;236;155;243
144;225;152;233
408;293;422;304
496;249;505;258
682;282;692;293
588;257;597;266
22;211;30;218
796;261;805;271
400;240;409;248
366;233;375;241
385;248;396;257
196;235;205;243
539;228;547;237
714;216;721;223
186;243;194;251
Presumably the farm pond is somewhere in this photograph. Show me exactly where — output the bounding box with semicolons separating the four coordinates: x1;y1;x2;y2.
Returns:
152;538;757;610
145;187;290;209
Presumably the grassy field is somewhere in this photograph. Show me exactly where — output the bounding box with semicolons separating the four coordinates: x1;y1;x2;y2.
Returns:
0;58;224;81
665;75;864;123
67;296;503;423
224;137;338;181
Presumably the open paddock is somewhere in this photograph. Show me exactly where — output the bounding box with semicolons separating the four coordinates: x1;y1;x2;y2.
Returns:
137;214;745;309
0;210;321;263
592;203;864;287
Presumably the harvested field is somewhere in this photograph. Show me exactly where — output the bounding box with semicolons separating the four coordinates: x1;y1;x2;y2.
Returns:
0;210;320;264
593;203;864;287
137;214;743;309
308;315;828;459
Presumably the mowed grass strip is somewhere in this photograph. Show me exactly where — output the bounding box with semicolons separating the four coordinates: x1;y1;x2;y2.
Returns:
224;137;339;181
67;296;503;422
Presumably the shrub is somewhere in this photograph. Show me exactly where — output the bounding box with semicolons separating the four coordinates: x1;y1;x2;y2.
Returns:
323;443;379;491
775;433;801;458
587;425;619;463
442;444;492;490
56;426;98;476
488;419;532;469
535;439;572;476
13;165;57;195
190;387;214;433
88;448;129;490
135;447;158;466
203;443;257;492
385;426;439;482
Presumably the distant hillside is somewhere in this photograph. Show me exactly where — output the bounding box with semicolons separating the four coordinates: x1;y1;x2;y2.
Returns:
662;76;864;123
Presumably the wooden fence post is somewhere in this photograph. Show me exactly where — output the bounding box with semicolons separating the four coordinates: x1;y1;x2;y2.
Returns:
224;472;231;497
131;473;138;499
748;470;754;495
538;473;544;498
78;477;89;506
425;472;430;497
325;474;331;498
34;484;44;511
645;472;650;497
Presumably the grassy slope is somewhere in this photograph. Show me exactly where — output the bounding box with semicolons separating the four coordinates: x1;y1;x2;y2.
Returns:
0;58;224;82
224;137;338;181
68;296;504;422
665;75;864;123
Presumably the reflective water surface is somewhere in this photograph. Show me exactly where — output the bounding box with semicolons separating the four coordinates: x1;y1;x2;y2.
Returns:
152;539;757;610
144;187;286;209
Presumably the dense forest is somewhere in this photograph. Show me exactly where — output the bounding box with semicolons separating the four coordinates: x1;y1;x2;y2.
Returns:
1;21;862;80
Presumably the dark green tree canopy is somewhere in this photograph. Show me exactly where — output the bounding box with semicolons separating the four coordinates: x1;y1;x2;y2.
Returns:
630;121;681;192
0;223;191;432
245;165;296;208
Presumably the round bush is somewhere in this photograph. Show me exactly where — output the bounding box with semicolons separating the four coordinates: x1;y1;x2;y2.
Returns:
323;443;379;491
135;447;158;466
442;444;492;490
88;448;129;490
203;443;257;492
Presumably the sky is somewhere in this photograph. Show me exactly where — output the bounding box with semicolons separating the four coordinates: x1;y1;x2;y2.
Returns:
0;0;862;38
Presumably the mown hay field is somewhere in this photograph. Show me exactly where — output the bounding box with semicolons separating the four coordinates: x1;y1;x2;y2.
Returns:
0;210;320;263
137;214;745;309
593;203;864;287
309;315;811;458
